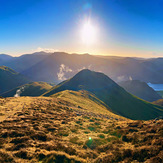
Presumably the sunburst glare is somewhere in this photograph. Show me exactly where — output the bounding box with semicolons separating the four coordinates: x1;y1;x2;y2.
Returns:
81;20;98;45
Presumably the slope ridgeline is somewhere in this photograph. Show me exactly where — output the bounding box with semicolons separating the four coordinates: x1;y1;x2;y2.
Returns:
0;66;31;94
0;81;52;97
43;69;163;120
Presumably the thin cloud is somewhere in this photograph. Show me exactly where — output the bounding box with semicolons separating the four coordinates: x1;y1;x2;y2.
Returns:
35;47;59;53
57;64;73;81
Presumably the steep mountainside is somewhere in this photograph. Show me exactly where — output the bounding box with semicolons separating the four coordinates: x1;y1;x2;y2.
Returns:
119;80;162;102
0;82;52;97
43;69;163;120
0;66;31;94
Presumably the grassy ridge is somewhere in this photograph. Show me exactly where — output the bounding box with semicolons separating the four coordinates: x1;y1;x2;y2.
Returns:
43;69;163;120
52;90;125;120
1;82;52;97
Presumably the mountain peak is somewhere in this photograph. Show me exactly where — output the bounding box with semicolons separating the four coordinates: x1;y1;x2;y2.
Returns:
43;70;163;120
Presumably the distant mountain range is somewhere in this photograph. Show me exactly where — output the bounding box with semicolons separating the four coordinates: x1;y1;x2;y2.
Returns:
119;80;162;102
0;52;50;72
0;81;52;97
0;66;30;94
0;52;163;84
43;69;163;120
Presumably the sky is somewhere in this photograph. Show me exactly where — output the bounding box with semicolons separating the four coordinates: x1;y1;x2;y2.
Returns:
0;0;163;57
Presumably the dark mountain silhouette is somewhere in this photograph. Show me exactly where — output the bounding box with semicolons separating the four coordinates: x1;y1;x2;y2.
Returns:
0;66;31;94
119;80;162;102
0;81;52;97
43;69;163;120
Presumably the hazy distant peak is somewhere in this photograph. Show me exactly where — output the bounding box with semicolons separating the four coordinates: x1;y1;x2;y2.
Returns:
119;79;162;102
0;54;13;61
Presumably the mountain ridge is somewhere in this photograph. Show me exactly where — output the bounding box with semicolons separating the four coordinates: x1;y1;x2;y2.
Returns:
0;66;31;94
0;81;52;97
1;52;163;83
43;69;163;120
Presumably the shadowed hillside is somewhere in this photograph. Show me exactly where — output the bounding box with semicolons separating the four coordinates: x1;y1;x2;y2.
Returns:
43;69;163;120
119;80;162;102
0;82;52;97
157;91;163;98
0;66;31;94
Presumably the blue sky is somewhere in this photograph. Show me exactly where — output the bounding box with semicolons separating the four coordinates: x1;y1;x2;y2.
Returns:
0;0;163;57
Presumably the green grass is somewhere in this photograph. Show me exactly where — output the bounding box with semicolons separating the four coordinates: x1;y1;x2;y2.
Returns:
0;95;162;163
1;82;52;97
43;69;163;120
51;90;122;120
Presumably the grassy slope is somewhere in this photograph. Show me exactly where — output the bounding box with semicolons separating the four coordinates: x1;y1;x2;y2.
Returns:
0;96;162;163
153;99;163;107
52;90;125;120
0;82;52;97
43;69;163;120
0;66;30;94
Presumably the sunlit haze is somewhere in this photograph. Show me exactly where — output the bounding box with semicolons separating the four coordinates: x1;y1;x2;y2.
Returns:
81;20;98;45
0;0;163;57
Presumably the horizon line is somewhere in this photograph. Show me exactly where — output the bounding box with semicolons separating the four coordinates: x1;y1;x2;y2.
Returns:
0;51;162;59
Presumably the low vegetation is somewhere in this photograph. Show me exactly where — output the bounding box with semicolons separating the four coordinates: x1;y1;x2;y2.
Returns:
0;93;162;162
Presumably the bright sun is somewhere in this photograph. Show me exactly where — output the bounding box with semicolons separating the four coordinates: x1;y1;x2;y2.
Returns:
81;21;97;45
